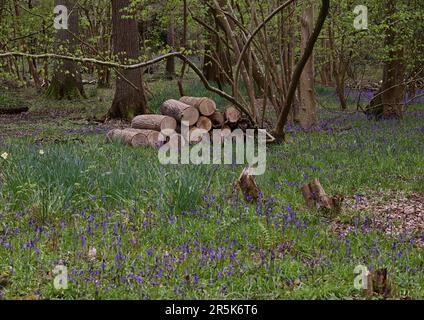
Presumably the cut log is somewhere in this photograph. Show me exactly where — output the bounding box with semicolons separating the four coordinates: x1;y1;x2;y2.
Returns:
132;114;177;132
301;179;344;215
209;111;225;127
160;99;199;126
225;106;241;123
106;129;121;143
196;116;213;132
180;96;217;116
107;128;160;147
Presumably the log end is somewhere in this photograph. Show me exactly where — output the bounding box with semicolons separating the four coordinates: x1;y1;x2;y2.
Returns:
182;107;200;126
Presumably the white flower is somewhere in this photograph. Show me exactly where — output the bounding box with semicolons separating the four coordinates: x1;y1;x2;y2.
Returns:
39;149;45;155
88;247;97;260
1;152;8;160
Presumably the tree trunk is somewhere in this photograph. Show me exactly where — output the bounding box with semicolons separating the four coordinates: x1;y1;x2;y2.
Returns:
298;0;318;129
165;21;176;79
273;0;330;142
380;0;405;119
46;0;85;99
109;0;147;120
202;6;233;87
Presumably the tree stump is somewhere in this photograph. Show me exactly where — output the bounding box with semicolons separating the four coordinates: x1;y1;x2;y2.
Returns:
234;167;262;203
301;179;343;215
364;268;391;298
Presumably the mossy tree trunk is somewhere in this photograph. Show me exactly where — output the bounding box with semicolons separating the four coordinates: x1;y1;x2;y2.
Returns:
108;0;147;120
46;0;85;100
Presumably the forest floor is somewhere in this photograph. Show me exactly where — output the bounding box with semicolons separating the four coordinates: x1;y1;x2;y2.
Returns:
0;80;423;299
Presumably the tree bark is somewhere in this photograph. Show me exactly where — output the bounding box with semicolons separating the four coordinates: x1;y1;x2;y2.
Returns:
109;0;147;120
46;0;85;99
298;0;318;129
380;0;405;119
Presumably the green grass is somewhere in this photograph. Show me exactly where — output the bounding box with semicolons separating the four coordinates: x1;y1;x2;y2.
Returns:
0;82;423;300
0;92;26;109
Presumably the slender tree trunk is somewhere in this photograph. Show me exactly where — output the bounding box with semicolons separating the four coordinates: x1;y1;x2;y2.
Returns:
109;0;147;120
202;6;232;87
165;20;176;79
97;3;112;88
273;0;330;142
46;0;85;99
298;0;317;129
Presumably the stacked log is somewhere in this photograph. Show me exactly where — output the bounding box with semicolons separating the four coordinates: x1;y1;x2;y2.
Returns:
180;96;217;116
106;96;254;148
225;106;241;124
132;115;177;132
209;111;225;128
107;128;161;147
196;116;213;132
160;99;199;126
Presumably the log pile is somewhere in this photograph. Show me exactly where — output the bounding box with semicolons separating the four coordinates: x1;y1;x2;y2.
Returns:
106;96;253;147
